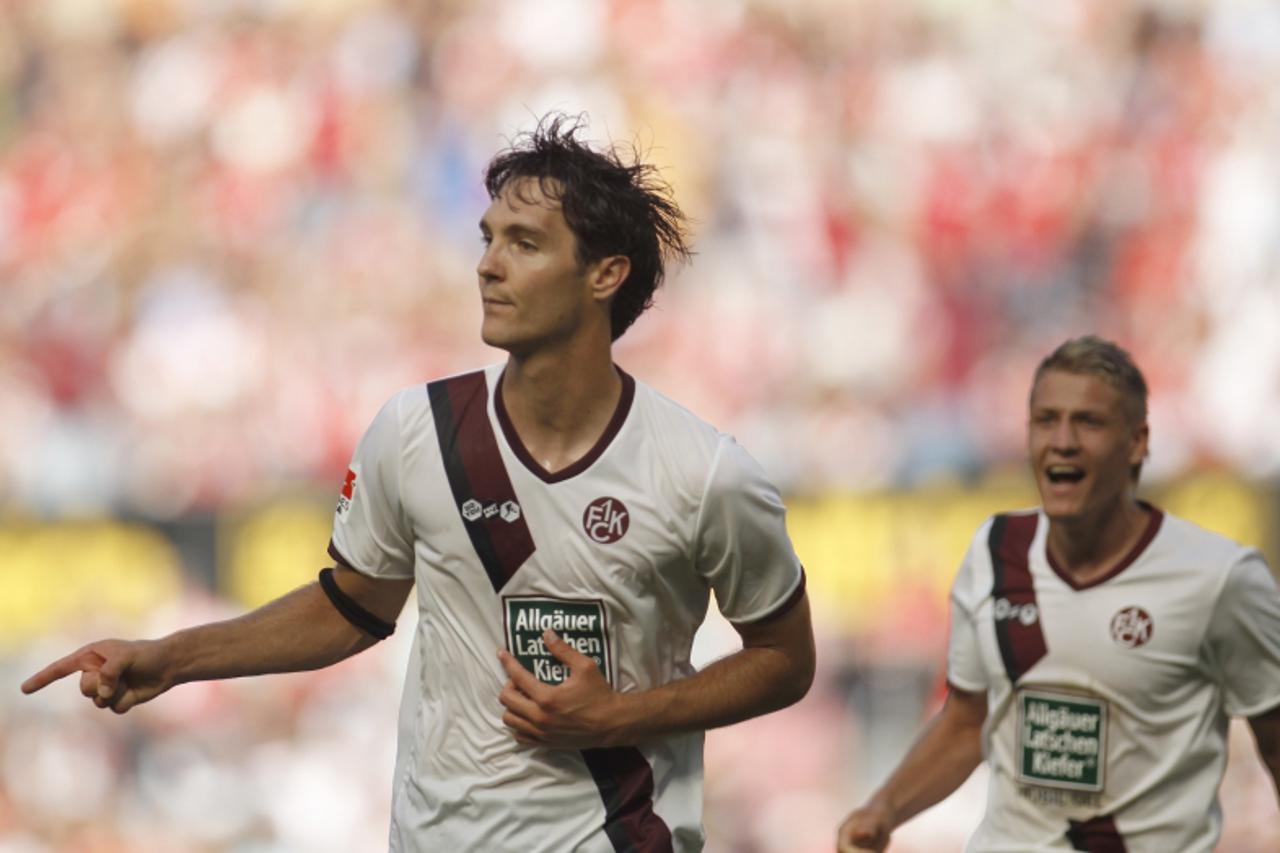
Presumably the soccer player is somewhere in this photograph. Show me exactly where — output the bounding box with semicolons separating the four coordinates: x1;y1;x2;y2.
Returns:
22;115;815;852
837;336;1280;852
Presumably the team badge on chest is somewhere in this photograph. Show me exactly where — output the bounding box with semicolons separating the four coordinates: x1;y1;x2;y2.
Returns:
583;497;629;544
1110;606;1153;648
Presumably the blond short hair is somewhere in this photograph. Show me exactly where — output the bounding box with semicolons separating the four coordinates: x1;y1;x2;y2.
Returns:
1032;336;1149;480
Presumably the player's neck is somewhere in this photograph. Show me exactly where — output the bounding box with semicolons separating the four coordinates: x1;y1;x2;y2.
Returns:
1046;494;1150;584
500;342;623;473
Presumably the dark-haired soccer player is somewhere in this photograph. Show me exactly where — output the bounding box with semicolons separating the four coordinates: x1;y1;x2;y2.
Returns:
24;115;815;852
838;335;1280;852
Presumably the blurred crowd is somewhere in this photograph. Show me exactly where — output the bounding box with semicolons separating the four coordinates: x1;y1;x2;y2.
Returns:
4;0;1280;850
4;0;1280;519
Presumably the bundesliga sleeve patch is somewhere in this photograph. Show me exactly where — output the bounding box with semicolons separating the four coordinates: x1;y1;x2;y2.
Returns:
503;596;614;686
1017;689;1108;792
336;467;358;517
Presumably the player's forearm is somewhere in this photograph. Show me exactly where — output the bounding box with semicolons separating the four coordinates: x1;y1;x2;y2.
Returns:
612;640;813;743
1247;706;1280;805
1263;754;1280;804
866;697;985;828
161;582;376;687
1256;740;1280;803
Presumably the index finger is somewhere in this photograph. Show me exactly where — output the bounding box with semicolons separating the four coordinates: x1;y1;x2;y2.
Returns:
21;647;107;695
542;630;593;669
497;649;546;697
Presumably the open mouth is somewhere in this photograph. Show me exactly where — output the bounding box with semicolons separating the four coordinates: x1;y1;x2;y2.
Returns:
1045;465;1086;485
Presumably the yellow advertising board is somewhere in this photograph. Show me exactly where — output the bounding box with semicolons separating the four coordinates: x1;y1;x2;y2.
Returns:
787;473;1274;630
0;475;1272;649
0;520;183;652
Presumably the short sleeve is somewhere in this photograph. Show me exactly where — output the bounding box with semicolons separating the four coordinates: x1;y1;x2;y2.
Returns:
1203;551;1280;717
694;437;804;624
329;393;415;580
946;538;990;693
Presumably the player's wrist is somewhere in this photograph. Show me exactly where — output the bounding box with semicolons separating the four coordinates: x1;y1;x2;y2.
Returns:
863;791;899;830
158;630;203;687
597;690;635;746
601;688;658;746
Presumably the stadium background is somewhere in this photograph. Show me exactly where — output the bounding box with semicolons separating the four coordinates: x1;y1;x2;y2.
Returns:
2;0;1278;850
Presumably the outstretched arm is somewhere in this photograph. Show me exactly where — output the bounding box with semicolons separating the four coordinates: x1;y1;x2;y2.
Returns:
1248;703;1280;805
21;566;413;714
837;685;987;852
498;592;815;748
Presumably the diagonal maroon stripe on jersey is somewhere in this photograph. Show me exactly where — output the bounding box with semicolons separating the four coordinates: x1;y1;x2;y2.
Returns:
580;746;674;853
989;513;1048;682
428;371;535;592
1066;814;1128;852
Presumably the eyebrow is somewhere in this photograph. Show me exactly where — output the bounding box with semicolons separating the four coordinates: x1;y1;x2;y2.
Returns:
1030;406;1110;419
478;219;548;240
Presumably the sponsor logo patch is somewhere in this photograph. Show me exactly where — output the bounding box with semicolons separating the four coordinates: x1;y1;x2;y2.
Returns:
1110;606;1153;648
1017;690;1107;792
459;497;522;524
503;596;612;686
993;596;1039;626
336;468;357;517
583;497;629;544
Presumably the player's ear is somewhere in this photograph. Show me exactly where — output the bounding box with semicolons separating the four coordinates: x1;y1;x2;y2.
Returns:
588;255;630;304
1129;420;1149;467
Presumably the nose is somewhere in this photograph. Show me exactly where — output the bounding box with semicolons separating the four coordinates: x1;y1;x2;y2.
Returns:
477;243;502;284
1049;419;1079;453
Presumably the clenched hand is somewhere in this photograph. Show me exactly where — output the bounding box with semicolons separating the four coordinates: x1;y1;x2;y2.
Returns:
497;629;629;749
837;800;895;852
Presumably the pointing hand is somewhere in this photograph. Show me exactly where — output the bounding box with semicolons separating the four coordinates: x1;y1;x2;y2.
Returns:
22;639;171;714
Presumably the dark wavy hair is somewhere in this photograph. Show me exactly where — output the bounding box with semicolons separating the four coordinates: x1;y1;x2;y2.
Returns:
483;113;691;340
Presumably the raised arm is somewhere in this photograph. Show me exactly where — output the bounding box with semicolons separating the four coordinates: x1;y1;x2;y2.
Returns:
497;592;815;748
21;566;413;714
837;685;987;852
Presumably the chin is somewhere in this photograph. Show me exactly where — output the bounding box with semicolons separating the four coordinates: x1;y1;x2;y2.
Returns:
1038;491;1087;522
1042;505;1084;523
480;322;516;351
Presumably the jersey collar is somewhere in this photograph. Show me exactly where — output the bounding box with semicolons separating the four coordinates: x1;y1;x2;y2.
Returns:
494;366;636;484
1045;501;1165;590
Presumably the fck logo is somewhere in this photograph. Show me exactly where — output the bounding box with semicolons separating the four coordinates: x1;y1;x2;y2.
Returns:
1110;606;1153;648
583;497;629;544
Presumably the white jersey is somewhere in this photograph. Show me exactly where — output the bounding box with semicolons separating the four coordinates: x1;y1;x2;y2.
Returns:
329;364;805;853
948;507;1280;852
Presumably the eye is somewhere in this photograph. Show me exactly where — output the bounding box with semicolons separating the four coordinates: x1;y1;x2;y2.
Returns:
517;240;537;252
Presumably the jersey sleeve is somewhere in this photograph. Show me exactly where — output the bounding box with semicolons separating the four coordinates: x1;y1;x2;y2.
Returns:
946;526;991;693
1203;550;1280;717
328;392;416;580
694;436;805;625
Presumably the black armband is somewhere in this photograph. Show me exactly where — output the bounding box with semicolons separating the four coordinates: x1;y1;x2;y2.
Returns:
318;568;396;640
